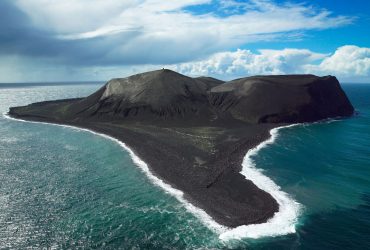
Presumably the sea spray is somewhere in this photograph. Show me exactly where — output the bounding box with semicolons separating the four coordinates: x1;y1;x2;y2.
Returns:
219;124;302;240
4;113;303;240
3;113;227;234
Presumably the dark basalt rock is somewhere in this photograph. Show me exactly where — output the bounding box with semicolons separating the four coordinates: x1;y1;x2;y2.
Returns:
57;70;353;124
55;70;353;124
208;74;354;124
9;70;353;124
8;69;355;228
64;69;224;122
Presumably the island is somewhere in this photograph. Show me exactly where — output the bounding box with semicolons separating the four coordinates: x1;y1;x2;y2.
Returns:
8;69;354;228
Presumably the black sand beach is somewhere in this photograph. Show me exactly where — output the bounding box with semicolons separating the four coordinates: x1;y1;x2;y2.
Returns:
8;69;354;227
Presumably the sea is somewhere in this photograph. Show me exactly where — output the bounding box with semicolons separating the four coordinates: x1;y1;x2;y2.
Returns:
0;82;369;249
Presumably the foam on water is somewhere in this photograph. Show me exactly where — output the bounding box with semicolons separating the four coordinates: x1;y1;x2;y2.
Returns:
220;124;302;240
2;114;226;234
3;113;304;241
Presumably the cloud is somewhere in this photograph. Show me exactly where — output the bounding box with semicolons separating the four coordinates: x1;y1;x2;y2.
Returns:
305;45;370;77
0;0;353;66
173;48;327;77
1;0;366;82
1;45;369;83
173;45;370;82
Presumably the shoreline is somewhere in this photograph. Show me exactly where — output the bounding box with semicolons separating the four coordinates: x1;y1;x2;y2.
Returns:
3;112;302;240
221;124;302;240
6;71;354;232
3;113;227;233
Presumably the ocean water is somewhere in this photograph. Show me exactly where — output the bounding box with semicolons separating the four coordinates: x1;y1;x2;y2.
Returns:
0;83;369;249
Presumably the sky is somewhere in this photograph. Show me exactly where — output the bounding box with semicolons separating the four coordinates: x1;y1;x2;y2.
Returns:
0;0;369;83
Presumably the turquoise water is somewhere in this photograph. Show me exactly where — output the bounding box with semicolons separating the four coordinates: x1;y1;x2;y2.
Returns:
0;83;369;249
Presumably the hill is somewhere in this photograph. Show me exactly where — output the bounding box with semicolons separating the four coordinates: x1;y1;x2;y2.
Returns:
8;69;354;228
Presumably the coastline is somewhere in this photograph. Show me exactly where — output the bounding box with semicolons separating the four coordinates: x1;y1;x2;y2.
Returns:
221;119;340;239
6;70;355;234
3;113;227;233
221;124;302;240
3;112;302;240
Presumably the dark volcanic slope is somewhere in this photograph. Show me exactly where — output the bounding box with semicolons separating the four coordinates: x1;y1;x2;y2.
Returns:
8;69;354;228
209;74;354;123
69;69;221;121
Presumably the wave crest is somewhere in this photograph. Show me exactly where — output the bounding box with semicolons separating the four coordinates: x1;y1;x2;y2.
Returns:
220;125;302;240
4;113;301;241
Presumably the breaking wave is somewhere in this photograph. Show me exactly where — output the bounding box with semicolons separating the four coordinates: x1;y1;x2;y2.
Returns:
4;113;302;241
220;124;302;240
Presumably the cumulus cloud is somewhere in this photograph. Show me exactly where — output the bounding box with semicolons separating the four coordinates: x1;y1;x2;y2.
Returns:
0;0;353;65
1;45;369;83
1;0;367;82
305;45;370;77
174;48;327;77
173;45;370;82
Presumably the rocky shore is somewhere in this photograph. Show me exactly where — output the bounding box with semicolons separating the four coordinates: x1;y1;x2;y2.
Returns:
8;69;354;227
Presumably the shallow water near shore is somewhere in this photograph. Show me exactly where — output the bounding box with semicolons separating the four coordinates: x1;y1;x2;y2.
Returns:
0;83;369;249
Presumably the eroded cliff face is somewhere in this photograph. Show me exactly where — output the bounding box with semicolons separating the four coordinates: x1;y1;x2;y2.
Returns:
208;75;354;124
6;69;355;228
9;70;354;124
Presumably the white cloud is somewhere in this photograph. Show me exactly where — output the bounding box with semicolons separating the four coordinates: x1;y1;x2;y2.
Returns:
173;48;327;78
2;1;366;83
14;0;140;33
12;0;353;64
172;45;370;82
305;45;370;77
2;46;369;83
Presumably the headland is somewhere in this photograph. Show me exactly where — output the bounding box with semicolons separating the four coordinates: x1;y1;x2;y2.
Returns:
8;69;354;228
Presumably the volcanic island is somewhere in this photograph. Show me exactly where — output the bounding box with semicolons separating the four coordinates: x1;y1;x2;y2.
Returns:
8;69;354;228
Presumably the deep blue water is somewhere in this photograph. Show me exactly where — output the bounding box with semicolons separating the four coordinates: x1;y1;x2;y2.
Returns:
0;83;369;249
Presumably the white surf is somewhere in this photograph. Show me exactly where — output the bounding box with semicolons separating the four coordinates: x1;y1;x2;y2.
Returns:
4;113;303;241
